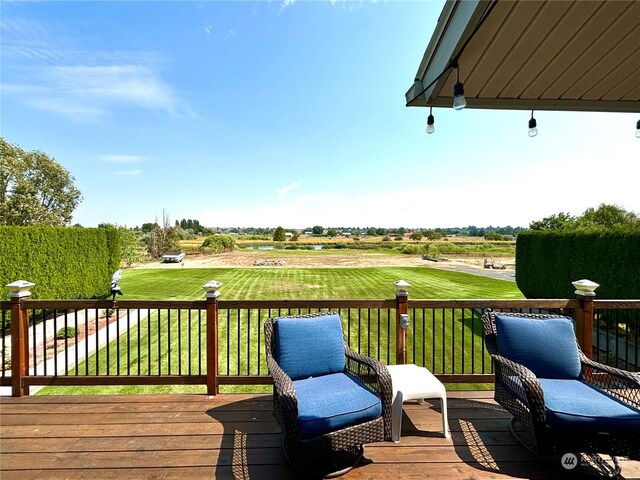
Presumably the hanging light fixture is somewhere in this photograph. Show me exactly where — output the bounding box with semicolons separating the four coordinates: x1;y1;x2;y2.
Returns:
636;119;640;138
452;64;466;110
426;107;435;134
528;110;538;137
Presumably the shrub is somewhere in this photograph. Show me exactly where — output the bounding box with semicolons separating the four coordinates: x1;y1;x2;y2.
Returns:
0;226;120;300
56;327;76;339
516;227;640;299
201;235;236;254
399;244;428;255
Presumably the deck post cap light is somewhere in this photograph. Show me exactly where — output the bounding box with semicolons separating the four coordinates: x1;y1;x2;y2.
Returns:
203;280;222;298
394;280;412;296
6;280;35;298
572;279;599;297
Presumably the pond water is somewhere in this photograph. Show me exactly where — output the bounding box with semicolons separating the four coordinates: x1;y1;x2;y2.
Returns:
243;245;323;250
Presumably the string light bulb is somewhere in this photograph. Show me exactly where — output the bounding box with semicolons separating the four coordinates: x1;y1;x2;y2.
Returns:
452;66;466;110
426;107;435;134
528;111;538;137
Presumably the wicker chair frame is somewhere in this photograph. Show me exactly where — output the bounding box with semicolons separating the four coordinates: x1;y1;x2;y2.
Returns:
482;311;640;465
265;312;393;477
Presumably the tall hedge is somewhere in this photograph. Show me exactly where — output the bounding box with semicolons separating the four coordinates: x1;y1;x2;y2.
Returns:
516;228;640;299
0;226;121;300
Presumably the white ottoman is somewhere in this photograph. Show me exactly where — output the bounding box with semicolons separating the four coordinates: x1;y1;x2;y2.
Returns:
386;364;450;442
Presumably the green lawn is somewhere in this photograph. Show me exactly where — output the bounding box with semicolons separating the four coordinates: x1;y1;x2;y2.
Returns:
38;267;521;395
119;266;523;300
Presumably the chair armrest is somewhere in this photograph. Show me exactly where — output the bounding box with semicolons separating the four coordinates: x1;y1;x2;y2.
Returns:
579;352;640;409
345;346;393;440
266;354;300;444
492;354;546;426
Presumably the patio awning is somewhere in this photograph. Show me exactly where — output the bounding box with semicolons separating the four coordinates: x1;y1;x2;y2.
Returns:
406;0;640;113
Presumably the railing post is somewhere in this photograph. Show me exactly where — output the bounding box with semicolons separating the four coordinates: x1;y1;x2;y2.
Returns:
204;280;222;396
573;279;599;359
7;280;34;397
394;280;411;365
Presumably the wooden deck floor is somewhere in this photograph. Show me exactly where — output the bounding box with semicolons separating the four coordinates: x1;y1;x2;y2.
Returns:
1;391;639;480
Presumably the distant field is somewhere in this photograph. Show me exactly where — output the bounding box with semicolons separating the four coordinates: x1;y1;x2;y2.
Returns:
179;235;516;258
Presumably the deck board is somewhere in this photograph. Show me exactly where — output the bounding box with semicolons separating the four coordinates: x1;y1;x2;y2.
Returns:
1;392;638;480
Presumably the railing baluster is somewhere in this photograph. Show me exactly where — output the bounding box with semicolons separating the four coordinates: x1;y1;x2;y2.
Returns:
126;309;131;376
147;308;152;375
157;309;161;375
187;309;192;375
451;308;455;375
247;309;251;375
116;307;120;376
237;309;241;376
167;309;171;375
471;308;476;374
74;311;79;376
105;307;110;376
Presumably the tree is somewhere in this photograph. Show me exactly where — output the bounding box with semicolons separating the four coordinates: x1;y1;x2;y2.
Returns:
119;227;145;267
578;204;639;229
145;210;179;258
410;231;423;241
529;212;576;230
529;205;639;231
327;228;338;237
273;226;286;241
290;230;301;241
312;225;324;235
1;137;82;225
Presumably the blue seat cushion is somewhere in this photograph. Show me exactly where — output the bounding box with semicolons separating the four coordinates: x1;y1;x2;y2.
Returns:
539;379;640;434
274;314;346;380
495;315;581;379
293;372;382;439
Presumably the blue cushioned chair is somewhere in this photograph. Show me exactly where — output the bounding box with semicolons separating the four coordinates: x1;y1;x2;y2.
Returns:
265;312;392;477
482;312;640;476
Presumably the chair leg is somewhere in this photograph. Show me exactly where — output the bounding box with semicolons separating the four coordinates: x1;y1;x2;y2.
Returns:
440;395;450;439
391;392;404;443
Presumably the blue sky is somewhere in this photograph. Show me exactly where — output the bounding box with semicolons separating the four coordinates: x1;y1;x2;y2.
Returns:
2;1;639;229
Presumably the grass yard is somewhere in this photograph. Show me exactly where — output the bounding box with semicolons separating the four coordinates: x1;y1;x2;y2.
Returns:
118;266;522;300
38;267;522;395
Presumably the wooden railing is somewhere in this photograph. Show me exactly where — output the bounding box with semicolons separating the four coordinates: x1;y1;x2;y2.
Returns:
1;282;638;397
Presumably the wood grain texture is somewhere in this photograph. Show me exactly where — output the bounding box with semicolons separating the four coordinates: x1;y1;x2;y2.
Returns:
1;392;638;479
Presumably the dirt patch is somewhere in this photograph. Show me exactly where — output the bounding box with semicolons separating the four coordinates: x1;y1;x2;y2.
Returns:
130;251;515;281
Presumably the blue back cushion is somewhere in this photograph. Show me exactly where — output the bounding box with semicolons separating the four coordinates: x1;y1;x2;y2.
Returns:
495;315;581;379
274;314;345;380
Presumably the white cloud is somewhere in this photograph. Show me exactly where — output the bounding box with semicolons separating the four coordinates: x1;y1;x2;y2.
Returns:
101;155;147;163
2;14;193;122
277;181;302;199
6;64;192;122
113;170;143;176
281;0;298;10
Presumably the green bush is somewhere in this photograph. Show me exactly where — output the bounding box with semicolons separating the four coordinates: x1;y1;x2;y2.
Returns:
0;226;121;300
399;244;428;255
516;227;640;299
56;327;76;339
201;235;236;254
